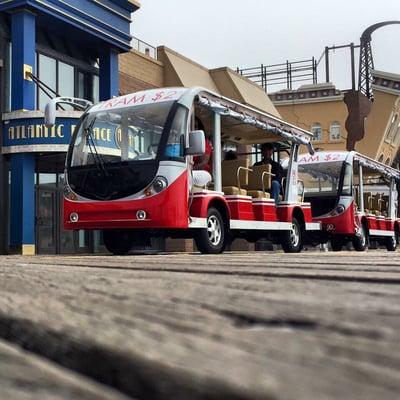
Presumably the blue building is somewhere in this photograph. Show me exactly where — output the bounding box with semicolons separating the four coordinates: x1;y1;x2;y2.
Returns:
0;0;139;254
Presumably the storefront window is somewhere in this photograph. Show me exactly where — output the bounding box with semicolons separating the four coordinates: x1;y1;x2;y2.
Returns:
38;54;57;110
38;173;57;187
36;53;98;110
58;62;74;110
77;71;85;99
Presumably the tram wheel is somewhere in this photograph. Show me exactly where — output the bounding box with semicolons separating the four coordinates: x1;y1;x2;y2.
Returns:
385;233;398;252
353;224;368;252
195;207;226;254
103;229;135;255
330;237;343;252
281;217;302;253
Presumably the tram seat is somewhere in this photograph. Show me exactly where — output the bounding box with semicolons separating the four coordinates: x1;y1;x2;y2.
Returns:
371;194;382;216
221;159;250;196
244;165;272;199
247;190;271;199
382;194;389;217
363;192;372;213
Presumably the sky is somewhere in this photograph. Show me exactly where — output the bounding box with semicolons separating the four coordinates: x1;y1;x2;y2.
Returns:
131;0;400;91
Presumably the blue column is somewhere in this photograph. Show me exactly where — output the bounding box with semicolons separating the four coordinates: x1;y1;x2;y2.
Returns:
99;48;119;101
11;10;36;110
10;155;35;251
10;10;36;254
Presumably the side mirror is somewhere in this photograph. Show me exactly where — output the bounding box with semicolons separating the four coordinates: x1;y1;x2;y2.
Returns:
44;97;93;128
186;130;205;156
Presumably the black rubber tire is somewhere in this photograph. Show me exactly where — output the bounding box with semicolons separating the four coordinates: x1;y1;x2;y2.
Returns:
281;217;302;253
330;236;343;252
103;229;135;255
194;207;226;254
353;224;368;252
386;232;398;251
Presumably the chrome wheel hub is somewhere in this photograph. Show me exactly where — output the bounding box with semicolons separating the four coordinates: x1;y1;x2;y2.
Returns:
290;223;300;247
207;215;222;246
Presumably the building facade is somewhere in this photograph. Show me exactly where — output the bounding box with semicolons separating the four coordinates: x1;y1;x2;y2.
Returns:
270;72;400;163
0;0;139;255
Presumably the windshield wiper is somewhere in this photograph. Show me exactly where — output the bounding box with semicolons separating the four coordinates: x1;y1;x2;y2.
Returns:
84;117;111;177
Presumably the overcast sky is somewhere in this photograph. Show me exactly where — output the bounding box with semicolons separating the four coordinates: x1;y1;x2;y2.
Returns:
131;0;400;90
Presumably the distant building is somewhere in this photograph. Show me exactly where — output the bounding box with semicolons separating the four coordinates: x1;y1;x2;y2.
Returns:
270;71;400;164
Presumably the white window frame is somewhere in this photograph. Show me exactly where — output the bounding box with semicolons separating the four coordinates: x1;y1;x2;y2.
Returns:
311;123;322;142
329;121;341;141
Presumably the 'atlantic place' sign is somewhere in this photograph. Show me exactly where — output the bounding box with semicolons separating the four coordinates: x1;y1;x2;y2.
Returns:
2;111;83;154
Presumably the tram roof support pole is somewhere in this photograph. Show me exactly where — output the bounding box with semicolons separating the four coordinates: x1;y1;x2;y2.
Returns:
359;163;364;213
213;112;222;193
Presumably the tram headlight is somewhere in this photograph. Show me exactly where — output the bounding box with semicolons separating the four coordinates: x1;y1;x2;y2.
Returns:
70;212;79;223
152;176;168;193
136;210;147;220
335;204;345;214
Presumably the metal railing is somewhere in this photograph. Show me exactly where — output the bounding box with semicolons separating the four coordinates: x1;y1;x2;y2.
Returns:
131;36;157;59
237;58;318;92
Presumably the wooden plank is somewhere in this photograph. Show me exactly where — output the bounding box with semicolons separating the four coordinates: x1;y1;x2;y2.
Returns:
0;252;399;399
0;339;130;400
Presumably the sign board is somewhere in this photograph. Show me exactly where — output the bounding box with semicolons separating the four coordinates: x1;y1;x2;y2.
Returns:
2;111;82;154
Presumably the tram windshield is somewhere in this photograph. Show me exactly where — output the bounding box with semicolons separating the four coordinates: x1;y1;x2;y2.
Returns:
70;101;178;167
298;160;351;217
298;161;344;196
66;101;187;201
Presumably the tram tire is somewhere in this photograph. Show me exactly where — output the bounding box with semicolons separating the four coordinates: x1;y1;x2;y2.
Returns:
385;233;398;252
194;207;226;254
281;217;302;253
103;229;134;255
353;224;368;252
330;237;343;252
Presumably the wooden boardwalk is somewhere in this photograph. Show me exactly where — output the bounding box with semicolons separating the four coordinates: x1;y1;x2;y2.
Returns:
0;251;400;399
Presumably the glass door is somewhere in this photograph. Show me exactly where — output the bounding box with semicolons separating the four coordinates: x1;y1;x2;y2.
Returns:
36;187;57;254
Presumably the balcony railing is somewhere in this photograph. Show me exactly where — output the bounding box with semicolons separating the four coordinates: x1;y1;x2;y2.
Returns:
237;58;318;92
131;36;157;59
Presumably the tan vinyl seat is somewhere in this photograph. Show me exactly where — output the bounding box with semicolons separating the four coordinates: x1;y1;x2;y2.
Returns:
371;194;382;216
244;164;272;199
247;190;271;199
382;194;389;217
221;159;251;196
363;192;372;213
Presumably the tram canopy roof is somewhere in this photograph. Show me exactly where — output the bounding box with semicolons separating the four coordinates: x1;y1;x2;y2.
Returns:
296;151;400;181
89;87;315;151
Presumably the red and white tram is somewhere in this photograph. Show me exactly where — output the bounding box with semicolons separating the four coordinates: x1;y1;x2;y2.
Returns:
45;87;320;254
297;151;400;251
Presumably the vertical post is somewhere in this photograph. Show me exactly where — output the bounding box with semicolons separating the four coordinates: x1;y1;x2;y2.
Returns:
389;178;396;220
350;42;356;90
284;143;299;202
261;64;264;90
99;48;119;101
286;60;290;90
359;163;364;212
312;57;317;84
325;46;330;83
212;112;222;193
264;65;268;92
10;10;36;255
